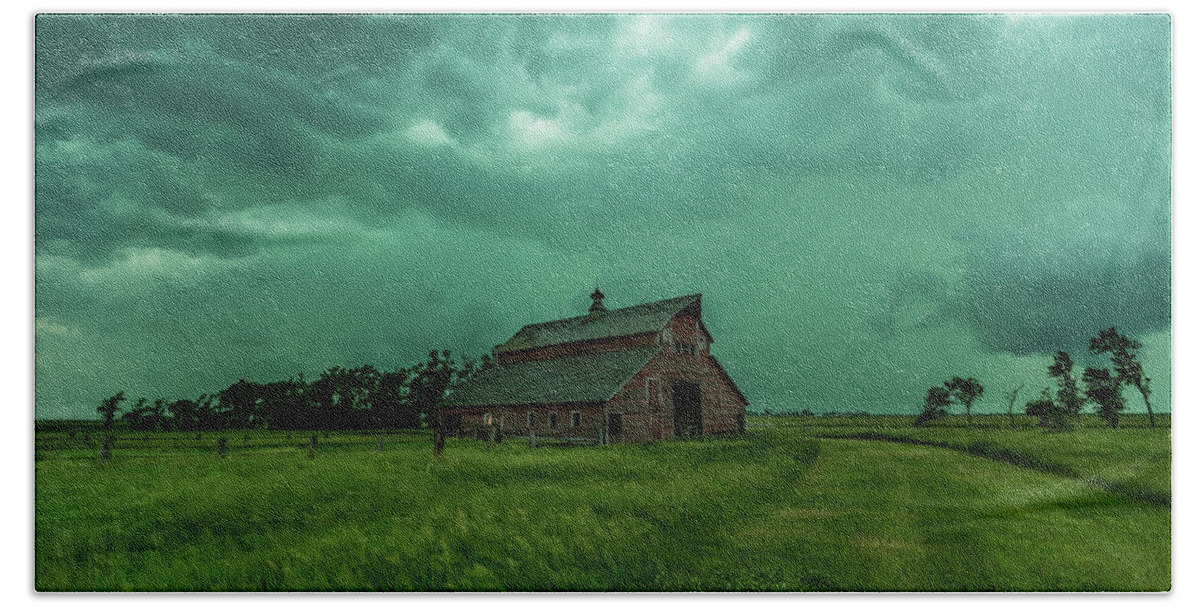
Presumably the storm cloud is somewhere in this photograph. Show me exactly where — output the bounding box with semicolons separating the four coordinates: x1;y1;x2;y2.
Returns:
35;14;1171;418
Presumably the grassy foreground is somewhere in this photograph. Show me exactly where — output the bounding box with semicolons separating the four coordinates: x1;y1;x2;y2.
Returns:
34;417;1170;591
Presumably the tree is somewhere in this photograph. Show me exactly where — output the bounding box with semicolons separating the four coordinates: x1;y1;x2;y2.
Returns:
451;353;494;388
167;398;200;431
1026;387;1075;431
408;350;457;428
121;397;144;429
372;368;416;429
207;388;235;429
218;379;266;429
945;377;984;427
349;365;383;428
121;397;164;431
1004;384;1024;429
1083;367;1126;428
309;368;347;429
915;386;952;427
1090;327;1155;427
1047;351;1085;419
310;366;382;429
195;394;218;430
97;392;126;431
149;399;167;430
257;377;310;430
1024;388;1058;428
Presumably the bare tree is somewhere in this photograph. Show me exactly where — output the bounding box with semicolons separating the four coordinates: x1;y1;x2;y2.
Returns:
1004;384;1024;429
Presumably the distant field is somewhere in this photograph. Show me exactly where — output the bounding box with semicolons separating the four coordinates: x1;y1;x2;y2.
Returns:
34;416;1170;591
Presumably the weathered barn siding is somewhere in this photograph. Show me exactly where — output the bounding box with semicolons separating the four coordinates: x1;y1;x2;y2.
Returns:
603;344;747;443
450;404;606;441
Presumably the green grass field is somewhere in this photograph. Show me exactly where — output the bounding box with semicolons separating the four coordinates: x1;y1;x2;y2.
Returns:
34;415;1170;591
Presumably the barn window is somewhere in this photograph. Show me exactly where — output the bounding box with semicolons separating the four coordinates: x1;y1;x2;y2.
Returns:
527;411;536;428
549;412;558;429
571;411;581;427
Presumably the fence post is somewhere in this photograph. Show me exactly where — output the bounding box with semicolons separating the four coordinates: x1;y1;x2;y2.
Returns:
434;412;445;459
217;436;228;458
529;430;535;448
99;434;115;461
376;435;385;453
488;427;496;451
308;434;318;459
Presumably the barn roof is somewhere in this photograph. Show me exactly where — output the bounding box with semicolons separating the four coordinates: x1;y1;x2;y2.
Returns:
442;347;659;409
495;293;705;355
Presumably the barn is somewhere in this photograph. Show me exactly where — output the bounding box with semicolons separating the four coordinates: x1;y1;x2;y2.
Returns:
440;290;749;444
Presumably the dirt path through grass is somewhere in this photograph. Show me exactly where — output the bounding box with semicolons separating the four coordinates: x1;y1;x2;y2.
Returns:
817;431;1170;506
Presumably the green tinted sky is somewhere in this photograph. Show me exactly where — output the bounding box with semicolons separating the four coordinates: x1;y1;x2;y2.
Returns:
34;13;1171;418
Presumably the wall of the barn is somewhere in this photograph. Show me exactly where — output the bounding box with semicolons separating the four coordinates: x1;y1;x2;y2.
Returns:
447;404;606;441
602;314;747;444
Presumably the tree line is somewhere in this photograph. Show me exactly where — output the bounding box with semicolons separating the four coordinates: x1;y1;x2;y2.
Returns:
1024;327;1154;429
917;327;1157;429
97;350;493;432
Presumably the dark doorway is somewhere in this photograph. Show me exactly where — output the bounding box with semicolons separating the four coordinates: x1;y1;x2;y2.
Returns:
673;382;702;438
606;412;623;442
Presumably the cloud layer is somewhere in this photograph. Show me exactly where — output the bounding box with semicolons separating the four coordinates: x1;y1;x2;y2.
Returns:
35;14;1171;417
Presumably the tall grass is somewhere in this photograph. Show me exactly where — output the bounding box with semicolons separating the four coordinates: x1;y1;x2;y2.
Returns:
34;423;1169;591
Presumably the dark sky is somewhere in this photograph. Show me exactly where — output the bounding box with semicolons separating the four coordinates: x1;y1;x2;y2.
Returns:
34;13;1171;418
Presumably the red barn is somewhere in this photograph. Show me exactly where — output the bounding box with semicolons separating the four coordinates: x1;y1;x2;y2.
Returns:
441;290;748;444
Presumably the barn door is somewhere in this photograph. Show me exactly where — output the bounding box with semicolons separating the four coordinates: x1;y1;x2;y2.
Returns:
672;382;702;438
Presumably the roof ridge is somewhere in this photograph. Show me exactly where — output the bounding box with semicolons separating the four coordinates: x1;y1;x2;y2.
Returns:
518;293;700;329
